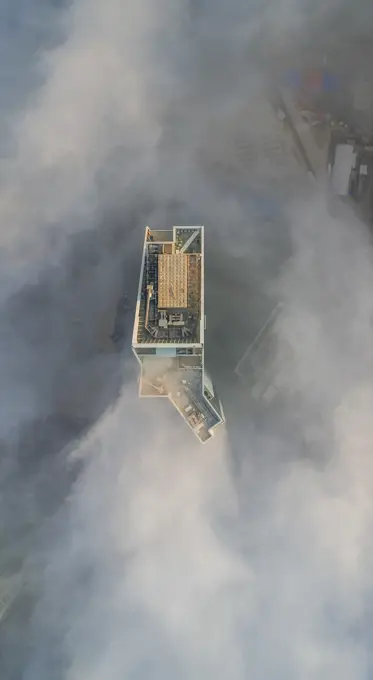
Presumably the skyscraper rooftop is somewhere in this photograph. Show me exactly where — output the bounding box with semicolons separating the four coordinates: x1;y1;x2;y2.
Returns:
132;226;224;443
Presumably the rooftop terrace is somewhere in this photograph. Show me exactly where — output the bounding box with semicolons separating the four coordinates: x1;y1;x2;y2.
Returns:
132;226;225;443
133;227;204;346
138;355;223;443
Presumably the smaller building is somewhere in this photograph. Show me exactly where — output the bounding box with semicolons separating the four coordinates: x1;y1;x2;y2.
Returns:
329;141;356;197
327;130;373;224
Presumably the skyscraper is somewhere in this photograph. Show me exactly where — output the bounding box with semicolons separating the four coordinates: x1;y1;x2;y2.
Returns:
132;226;224;443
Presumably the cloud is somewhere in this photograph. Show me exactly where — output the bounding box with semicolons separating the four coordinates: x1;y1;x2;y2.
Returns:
0;1;164;297
2;1;373;679
19;393;250;680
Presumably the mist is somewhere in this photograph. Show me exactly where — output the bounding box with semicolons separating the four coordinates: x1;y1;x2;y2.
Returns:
1;0;373;678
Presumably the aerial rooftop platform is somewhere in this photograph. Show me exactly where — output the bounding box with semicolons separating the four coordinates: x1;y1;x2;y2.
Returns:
132;226;204;346
132;226;224;443
138;355;223;443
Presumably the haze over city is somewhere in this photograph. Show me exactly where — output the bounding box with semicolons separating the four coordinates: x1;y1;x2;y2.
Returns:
1;1;373;679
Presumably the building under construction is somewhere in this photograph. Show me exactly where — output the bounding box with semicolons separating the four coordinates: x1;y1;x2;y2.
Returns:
132;226;225;443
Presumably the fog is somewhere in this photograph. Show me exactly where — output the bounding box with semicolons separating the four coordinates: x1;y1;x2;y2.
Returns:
1;0;373;679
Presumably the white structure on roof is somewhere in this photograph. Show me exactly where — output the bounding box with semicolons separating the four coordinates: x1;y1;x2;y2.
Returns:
330;143;356;196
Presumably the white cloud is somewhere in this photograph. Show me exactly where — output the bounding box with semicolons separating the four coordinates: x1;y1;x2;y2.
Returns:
2;1;373;679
